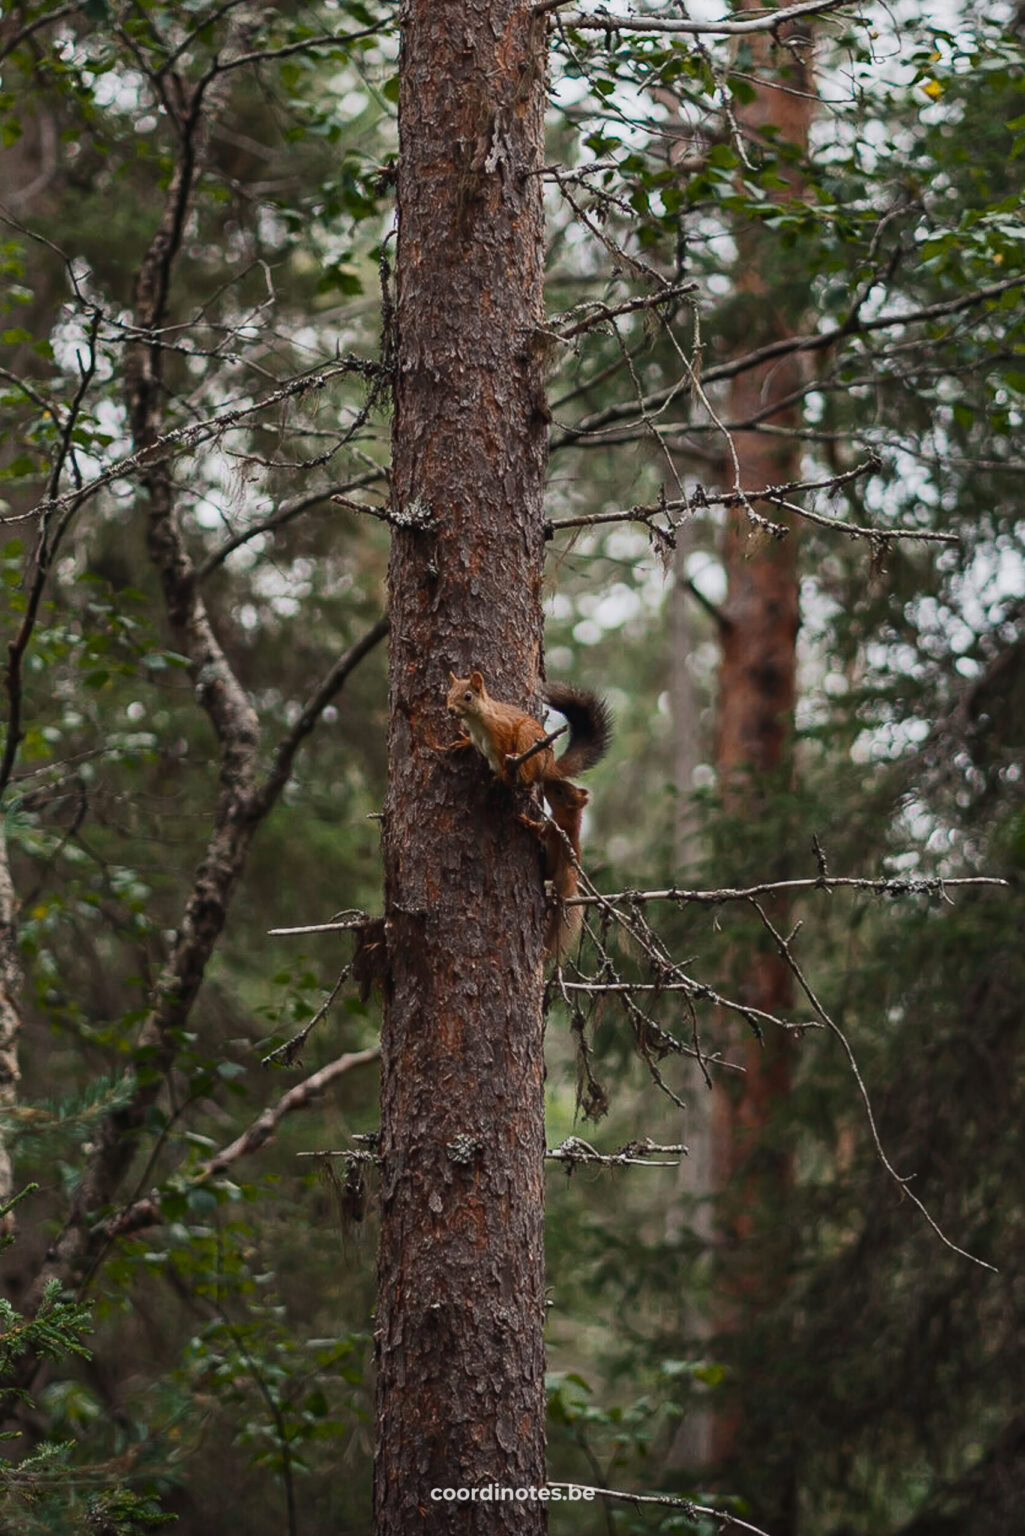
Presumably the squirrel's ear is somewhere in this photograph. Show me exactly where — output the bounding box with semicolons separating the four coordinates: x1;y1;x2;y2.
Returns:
469;670;485;691
449;671;458;686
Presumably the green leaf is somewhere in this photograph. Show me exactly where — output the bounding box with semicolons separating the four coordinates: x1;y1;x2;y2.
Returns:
2;452;37;478
727;74;758;105
186;1187;220;1218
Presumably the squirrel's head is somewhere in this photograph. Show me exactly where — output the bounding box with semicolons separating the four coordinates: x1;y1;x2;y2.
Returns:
447;669;487;716
545;779;589;812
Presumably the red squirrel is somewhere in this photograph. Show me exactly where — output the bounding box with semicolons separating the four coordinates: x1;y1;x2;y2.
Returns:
445;670;611;957
540;776;590;958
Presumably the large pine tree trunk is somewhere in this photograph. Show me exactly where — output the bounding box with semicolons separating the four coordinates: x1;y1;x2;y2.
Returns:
374;3;550;1531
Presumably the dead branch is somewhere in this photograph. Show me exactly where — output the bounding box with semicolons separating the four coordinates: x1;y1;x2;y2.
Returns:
566;874;1009;907
254;616;389;818
101;1046;381;1241
541;0;852;36
548;1136;686;1168
545;1482;774;1536
261;967;352;1068
268;915;372;936
549;281;698;340
543;457;953;549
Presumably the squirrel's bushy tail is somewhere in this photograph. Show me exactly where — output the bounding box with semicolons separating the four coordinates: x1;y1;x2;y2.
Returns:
544;683;612;780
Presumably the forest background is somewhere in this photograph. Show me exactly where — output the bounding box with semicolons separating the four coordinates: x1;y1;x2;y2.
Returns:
0;1;1023;1533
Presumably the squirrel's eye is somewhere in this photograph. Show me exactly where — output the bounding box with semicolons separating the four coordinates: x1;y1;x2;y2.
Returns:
464;691;472;701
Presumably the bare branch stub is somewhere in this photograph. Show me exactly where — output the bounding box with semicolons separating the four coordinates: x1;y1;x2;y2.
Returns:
548;1137;687;1170
331;492;434;532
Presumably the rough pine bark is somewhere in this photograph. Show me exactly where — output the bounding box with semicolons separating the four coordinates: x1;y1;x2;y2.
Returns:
375;2;550;1532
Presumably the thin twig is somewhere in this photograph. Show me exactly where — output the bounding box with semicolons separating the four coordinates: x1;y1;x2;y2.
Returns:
253;615;389;817
556;273;1025;446
261;967;352;1068
545;1482;774;1536
558;980;819;1033
549;281;698;340
749;898;997;1273
506;723;567;772
0;313;100;798
197;468;387;580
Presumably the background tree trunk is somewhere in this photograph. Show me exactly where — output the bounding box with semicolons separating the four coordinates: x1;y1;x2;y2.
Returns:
708;19;814;1527
374;2;550;1530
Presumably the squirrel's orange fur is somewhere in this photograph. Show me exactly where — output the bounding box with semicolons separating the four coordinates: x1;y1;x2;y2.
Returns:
541;777;589;959
444;670;611;959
